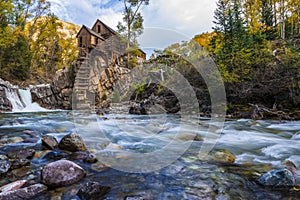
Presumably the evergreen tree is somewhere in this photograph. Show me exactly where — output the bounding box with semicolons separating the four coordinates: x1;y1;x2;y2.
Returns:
2;34;31;81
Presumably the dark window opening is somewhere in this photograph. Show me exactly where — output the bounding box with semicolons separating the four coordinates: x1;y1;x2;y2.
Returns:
79;36;83;47
98;25;101;33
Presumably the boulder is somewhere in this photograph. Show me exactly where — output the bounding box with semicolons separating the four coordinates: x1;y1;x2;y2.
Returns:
58;133;87;152
77;181;110;200
258;168;295;187
0;183;47;200
42;160;86;187
42;135;58;150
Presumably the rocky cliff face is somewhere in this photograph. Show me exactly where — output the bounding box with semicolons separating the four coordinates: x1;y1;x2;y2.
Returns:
0;79;14;112
30;66;74;110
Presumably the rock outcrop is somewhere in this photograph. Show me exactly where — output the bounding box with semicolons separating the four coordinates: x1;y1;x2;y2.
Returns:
0;78;18;112
129;83;180;115
30;66;74;110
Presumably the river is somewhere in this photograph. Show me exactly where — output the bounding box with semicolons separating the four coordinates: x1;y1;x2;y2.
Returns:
0;111;299;199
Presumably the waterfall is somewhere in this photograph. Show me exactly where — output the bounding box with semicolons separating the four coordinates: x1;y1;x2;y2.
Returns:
17;89;48;112
5;88;25;111
5;88;47;112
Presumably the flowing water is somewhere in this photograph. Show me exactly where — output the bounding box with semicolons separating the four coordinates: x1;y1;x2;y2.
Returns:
5;88;48;112
0;110;299;199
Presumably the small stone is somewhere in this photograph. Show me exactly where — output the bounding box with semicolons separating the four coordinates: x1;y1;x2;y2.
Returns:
84;154;98;163
0;160;11;175
77;181;110;200
42;151;68;161
1;137;24;145
7;149;35;159
58;133;87;152
10;159;30;170
69;151;89;160
0;180;27;193
0;183;47;200
12;166;32;177
42;160;86;187
211;150;236;163
0;155;7;160
194;134;203;141
69;152;98;163
42;135;58;150
33;150;52;159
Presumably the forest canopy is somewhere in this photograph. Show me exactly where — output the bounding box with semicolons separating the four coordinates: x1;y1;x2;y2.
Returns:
0;0;79;84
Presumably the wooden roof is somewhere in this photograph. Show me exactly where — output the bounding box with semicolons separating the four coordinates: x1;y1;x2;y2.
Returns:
76;25;105;40
92;19;118;35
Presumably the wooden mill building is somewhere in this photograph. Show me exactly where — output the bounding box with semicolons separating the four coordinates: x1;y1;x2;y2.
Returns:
76;19;146;65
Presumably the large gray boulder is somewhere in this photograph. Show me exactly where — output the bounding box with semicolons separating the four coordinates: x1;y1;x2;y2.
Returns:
41;160;86;187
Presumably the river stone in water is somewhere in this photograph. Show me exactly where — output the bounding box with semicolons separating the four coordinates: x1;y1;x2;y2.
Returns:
0;183;47;200
0;160;11;174
10;158;30;169
7;149;35;159
211;150;236;163
77;181;110;200
258;168;295;187
0;180;28;193
42;135;58;150
42;160;86;187
58;133;87;152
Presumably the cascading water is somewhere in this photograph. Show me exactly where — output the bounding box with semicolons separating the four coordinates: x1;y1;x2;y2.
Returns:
5;88;25;111
5;88;47;112
16;89;48;112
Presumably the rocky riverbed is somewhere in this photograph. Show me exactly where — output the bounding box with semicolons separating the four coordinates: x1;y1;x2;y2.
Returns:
0;111;299;199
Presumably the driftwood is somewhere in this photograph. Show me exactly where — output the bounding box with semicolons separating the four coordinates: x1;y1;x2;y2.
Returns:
249;103;296;120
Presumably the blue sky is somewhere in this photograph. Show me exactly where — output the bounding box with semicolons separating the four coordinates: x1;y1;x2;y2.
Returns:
48;0;217;51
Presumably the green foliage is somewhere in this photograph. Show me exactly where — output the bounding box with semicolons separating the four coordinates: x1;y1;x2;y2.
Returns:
117;0;149;47
1;34;31;81
112;90;121;103
0;0;79;83
133;83;146;95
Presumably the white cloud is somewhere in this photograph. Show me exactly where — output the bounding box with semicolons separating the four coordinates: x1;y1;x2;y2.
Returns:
142;0;217;37
48;0;216;36
48;0;217;50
